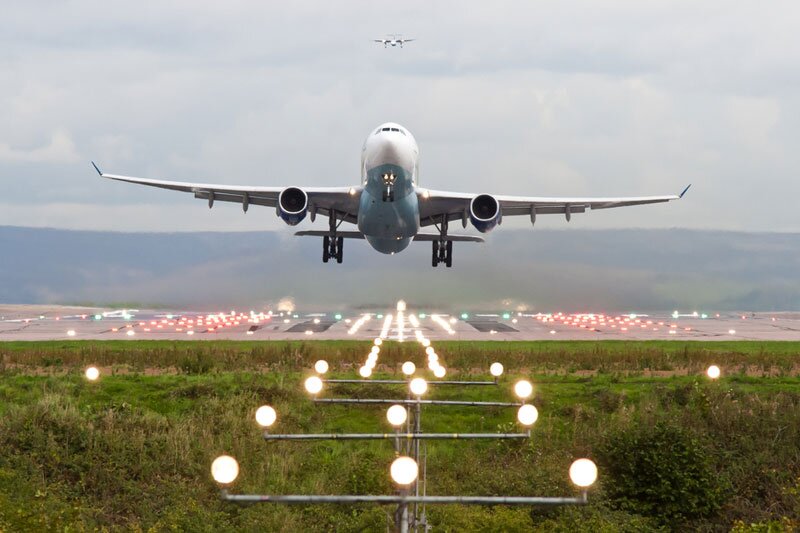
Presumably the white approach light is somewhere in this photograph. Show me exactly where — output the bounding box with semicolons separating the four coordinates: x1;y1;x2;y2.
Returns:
409;377;428;396
707;365;721;379
425;346;435;356
517;404;539;426
85;366;100;381
514;380;534;400
126;329;135;337
401;361;416;375
371;346;380;354
374;338;383;346
433;366;446;378
569;458;598;488
211;455;240;485
359;366;372;378
386;404;408;426
390;456;419;486
490;362;504;377
67;329;76;337
255;405;277;428
305;376;323;395
314;360;329;374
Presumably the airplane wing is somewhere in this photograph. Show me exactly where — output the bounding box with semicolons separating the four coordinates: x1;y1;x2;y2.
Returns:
417;185;690;227
93;162;362;224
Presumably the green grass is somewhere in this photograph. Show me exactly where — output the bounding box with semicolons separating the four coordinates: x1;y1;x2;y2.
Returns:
1;341;799;531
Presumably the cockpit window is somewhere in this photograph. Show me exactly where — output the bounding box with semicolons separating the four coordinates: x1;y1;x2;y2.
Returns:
378;127;406;135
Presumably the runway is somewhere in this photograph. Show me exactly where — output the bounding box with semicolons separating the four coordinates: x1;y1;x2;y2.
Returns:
1;303;798;341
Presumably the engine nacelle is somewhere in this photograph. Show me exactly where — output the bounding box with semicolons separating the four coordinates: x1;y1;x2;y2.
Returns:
278;187;308;226
469;194;501;233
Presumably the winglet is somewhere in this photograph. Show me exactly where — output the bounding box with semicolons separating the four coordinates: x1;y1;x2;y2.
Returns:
91;161;103;176
679;184;691;198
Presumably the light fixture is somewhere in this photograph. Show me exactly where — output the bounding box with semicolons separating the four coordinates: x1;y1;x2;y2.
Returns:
359;366;372;378
517;404;538;426
433;366;446;378
85;366;100;381
707;365;721;379
514;380;533;399
401;361;416;375
211;455;239;485
390;456;418;486
304;376;323;395
314;360;329;374
490;362;504;377
569;458;598;488
409;377;427;396
386;404;408;426
255;405;277;428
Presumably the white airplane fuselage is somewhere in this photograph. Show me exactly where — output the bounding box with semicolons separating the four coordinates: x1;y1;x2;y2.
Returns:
358;123;420;254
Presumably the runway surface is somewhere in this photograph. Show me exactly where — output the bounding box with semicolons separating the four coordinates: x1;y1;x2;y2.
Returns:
1;303;798;341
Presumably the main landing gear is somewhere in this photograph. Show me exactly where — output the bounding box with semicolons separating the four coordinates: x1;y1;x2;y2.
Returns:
322;210;344;264
431;217;453;268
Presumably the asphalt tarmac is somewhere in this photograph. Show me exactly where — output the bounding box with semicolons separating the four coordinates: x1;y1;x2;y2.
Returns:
1;304;798;341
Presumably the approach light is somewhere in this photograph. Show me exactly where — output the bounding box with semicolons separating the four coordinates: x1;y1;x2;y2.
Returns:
517;404;539;426
386;404;408;426
433;366;446;378
314;360;329;374
409;377;428;396
255;405;277;428
126;330;135;337
728;329;736;335
85;366;100;381
304;376;323;395
707;365;721;379
67;330;76;337
569;458;598;488
371;346;380;354
490;362;504;377
397;300;407;312
359;366;372;378
401;361;416;375
390;456;419;486
211;455;239;485
374;338;383;346
514;380;533;400
425;346;435;356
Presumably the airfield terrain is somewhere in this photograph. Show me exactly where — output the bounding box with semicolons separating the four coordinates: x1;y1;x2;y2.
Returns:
1;303;799;342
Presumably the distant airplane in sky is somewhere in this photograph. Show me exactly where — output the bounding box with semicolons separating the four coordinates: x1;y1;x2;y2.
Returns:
94;123;689;267
374;34;415;48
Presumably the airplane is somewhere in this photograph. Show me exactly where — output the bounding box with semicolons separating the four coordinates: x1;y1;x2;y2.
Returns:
93;122;690;268
374;35;415;48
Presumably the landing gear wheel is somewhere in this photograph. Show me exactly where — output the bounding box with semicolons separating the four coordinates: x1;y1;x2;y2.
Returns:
323;236;330;263
432;241;439;267
336;237;344;264
445;240;453;268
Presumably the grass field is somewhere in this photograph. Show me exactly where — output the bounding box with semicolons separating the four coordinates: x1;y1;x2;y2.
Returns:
1;341;799;532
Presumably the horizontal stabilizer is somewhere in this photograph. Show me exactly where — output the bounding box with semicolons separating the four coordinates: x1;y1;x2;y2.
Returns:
294;231;484;243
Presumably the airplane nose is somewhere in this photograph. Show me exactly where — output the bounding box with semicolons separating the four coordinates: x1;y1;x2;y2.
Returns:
370;135;412;169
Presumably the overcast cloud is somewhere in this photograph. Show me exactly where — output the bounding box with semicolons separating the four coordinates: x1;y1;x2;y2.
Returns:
1;1;799;232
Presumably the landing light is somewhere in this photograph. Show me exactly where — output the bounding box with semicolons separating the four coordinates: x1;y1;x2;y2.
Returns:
390;456;418;486
514;380;533;400
255;405;277;427
305;376;323;395
386;404;408;426
517;404;538;426
490;362;504;377
569;459;598;488
409;377;427;396
211;455;239;485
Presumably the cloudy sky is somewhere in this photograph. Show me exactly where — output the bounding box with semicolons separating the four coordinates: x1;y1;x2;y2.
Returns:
2;1;798;233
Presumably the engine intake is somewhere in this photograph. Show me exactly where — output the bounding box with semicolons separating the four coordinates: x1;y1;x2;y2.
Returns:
469;194;501;233
278;187;308;226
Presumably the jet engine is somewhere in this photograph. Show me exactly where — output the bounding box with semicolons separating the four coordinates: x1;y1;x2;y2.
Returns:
469;194;501;233
278;187;308;226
